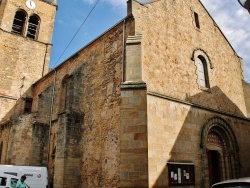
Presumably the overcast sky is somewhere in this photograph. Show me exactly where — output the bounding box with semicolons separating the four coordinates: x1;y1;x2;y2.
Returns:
50;0;250;82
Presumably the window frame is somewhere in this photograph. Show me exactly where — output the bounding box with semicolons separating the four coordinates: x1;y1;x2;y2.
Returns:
11;10;40;40
196;55;209;88
24;98;33;113
191;49;213;90
194;12;200;29
26;14;40;40
11;9;27;36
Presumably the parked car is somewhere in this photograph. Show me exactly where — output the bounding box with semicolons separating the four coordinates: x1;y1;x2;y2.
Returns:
0;173;18;188
211;177;250;188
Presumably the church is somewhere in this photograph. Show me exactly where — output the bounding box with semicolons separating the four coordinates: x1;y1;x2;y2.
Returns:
0;0;250;187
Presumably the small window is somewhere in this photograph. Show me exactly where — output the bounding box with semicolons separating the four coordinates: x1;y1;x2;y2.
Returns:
27;14;40;40
24;98;33;113
12;10;27;35
194;12;200;29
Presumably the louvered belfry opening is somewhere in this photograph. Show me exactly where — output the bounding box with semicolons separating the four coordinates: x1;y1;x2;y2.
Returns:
12;10;26;35
27;15;40;39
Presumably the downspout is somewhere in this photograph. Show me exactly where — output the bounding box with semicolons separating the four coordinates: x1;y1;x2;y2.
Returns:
47;69;57;165
122;19;126;83
4;123;11;163
42;44;50;77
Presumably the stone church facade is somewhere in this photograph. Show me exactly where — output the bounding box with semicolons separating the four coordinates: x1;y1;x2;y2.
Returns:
1;0;250;187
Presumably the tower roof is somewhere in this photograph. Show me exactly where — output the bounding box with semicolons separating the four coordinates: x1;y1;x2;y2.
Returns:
42;0;57;6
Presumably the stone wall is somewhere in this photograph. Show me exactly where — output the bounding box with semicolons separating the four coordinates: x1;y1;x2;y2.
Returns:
147;94;250;187
0;122;12;164
36;85;53;124
31;18;133;187
31;122;49;166
0;114;33;165
0;31;51;121
120;84;148;187
0;115;49;168
243;82;250;117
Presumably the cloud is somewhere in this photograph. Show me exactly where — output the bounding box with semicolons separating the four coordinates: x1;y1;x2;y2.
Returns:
201;0;250;82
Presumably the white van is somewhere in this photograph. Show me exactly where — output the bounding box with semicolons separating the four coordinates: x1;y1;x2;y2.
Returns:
0;173;19;188
0;165;48;188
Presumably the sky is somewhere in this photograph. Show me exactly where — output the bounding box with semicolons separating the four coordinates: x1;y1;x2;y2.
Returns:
50;0;250;82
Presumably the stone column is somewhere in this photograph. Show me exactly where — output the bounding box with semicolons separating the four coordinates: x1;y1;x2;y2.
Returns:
119;33;148;187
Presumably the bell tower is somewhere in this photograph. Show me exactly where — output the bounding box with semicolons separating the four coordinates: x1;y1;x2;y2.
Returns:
0;0;57;121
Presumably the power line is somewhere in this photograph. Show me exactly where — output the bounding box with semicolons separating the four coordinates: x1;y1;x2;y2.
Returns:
51;0;100;68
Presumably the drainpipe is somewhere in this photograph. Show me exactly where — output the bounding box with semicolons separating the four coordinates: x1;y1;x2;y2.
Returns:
42;44;49;77
47;69;57;165
4;123;11;163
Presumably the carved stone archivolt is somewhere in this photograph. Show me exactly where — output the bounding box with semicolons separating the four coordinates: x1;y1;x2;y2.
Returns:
200;117;240;186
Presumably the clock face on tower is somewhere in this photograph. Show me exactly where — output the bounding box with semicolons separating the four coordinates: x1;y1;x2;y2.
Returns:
26;0;36;9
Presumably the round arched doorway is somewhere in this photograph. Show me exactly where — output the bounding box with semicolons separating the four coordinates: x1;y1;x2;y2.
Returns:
200;117;240;187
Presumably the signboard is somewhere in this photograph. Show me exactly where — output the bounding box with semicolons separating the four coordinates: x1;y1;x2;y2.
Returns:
167;162;195;186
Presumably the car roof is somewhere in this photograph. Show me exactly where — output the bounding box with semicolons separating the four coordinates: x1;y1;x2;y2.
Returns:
212;177;250;187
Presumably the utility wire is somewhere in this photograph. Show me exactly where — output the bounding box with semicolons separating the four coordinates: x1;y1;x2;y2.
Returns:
51;0;100;68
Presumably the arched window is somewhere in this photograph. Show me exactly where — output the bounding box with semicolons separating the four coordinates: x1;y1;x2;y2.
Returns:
192;49;212;89
11;10;27;35
196;56;209;88
27;14;40;39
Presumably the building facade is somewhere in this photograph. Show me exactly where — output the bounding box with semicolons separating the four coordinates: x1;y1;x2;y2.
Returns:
0;0;250;187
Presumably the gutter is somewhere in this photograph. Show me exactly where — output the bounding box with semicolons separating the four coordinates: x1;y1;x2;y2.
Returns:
47;69;57;165
122;19;126;82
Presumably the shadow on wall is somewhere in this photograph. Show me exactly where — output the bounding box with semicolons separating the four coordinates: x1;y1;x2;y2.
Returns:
0;82;52;165
243;81;250;118
152;85;250;188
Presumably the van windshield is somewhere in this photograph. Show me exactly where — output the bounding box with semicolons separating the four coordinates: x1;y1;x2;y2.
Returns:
212;182;250;188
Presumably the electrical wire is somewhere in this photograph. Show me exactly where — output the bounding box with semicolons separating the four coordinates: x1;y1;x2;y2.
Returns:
51;0;100;68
